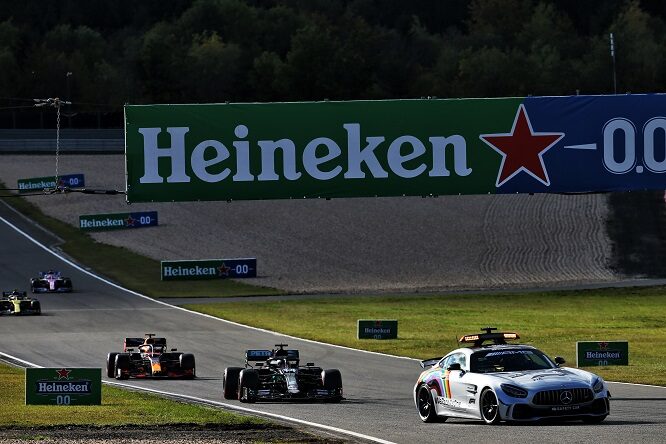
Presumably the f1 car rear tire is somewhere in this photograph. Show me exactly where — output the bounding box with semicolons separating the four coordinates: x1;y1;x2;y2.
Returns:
416;384;443;423
223;367;242;400
115;354;130;380
180;353;196;378
107;353;118;378
480;388;501;425
238;369;259;403
322;369;343;403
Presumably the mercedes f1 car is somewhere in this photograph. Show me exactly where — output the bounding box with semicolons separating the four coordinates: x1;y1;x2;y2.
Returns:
0;290;41;315
222;344;343;403
30;270;73;293
415;327;610;424
106;333;196;379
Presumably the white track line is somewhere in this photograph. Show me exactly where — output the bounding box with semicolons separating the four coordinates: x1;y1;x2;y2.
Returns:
0;350;394;444
0;215;396;444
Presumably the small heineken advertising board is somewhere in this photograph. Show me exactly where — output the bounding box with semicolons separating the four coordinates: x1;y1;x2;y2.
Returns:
576;341;629;367
25;367;102;405
79;211;158;231
18;174;85;193
357;320;398;339
161;258;257;280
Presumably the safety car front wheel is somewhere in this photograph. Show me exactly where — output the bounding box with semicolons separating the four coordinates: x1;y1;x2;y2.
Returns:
480;388;501;424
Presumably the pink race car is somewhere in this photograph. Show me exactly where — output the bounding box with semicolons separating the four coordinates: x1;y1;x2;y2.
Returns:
30;270;73;293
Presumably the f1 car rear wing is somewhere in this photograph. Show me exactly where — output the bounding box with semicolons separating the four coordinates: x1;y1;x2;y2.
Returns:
245;349;300;361
2;291;27;298
245;350;271;361
124;336;167;351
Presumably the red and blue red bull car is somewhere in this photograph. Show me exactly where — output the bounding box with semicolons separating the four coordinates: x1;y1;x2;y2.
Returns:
30;270;73;293
106;333;195;379
415;327;610;424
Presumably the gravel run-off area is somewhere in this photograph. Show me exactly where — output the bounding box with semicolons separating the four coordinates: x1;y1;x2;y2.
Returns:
0;154;620;294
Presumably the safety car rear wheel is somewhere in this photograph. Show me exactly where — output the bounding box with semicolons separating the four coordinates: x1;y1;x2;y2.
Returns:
106;353;118;378
223;367;242;400
416;384;442;423
238;369;259;403
480;388;501;424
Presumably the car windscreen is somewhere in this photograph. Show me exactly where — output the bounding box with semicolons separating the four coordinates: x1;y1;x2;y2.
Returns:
470;349;555;373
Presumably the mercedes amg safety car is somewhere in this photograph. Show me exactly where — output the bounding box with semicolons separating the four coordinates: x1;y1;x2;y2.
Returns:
106;333;196;379
222;344;343;403
30;270;73;293
415;327;610;424
0;290;41;315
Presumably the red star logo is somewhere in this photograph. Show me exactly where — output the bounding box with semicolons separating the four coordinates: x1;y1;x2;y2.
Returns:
56;368;71;380
217;263;231;276
480;105;564;187
598;341;609;350
125;215;136;227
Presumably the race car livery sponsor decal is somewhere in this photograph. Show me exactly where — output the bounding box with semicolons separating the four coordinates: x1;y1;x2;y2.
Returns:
125;95;666;203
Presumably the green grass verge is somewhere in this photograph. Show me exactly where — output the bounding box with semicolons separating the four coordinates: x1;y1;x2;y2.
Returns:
184;286;666;386
0;363;265;427
1;186;281;298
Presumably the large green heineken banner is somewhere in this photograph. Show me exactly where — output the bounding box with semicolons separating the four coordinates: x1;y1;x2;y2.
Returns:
25;367;102;405
125;95;666;203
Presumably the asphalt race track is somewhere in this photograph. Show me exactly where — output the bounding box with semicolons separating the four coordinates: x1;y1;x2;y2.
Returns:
2;210;666;443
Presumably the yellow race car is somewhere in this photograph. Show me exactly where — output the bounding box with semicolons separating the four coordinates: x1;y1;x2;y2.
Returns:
0;290;41;315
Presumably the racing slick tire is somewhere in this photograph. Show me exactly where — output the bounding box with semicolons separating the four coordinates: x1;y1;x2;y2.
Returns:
106;353;118;378
416;384;444;423
179;353;196;379
223;367;242;400
31;300;41;315
114;354;130;380
238;369;259;403
480;388;501;425
322;369;343;403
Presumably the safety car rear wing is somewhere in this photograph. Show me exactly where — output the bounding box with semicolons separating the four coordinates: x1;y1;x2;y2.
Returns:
419;357;442;369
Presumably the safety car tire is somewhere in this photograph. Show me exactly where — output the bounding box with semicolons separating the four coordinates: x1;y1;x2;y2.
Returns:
480;388;501;424
416;384;442;423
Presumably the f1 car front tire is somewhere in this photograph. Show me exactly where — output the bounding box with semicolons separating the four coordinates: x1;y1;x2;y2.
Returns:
322;369;343;403
480;388;501;425
106;353;118;378
179;353;196;378
115;354;130;380
238;369;259;403
223;367;242;400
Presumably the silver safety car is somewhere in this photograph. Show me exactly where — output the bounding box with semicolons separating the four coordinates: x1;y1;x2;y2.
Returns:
414;327;610;424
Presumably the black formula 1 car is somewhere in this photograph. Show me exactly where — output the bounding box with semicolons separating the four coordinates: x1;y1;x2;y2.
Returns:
0;290;41;315
30;270;73;293
222;344;343;403
106;333;196;379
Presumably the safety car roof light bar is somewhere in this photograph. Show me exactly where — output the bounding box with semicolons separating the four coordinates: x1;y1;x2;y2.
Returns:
459;327;520;347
